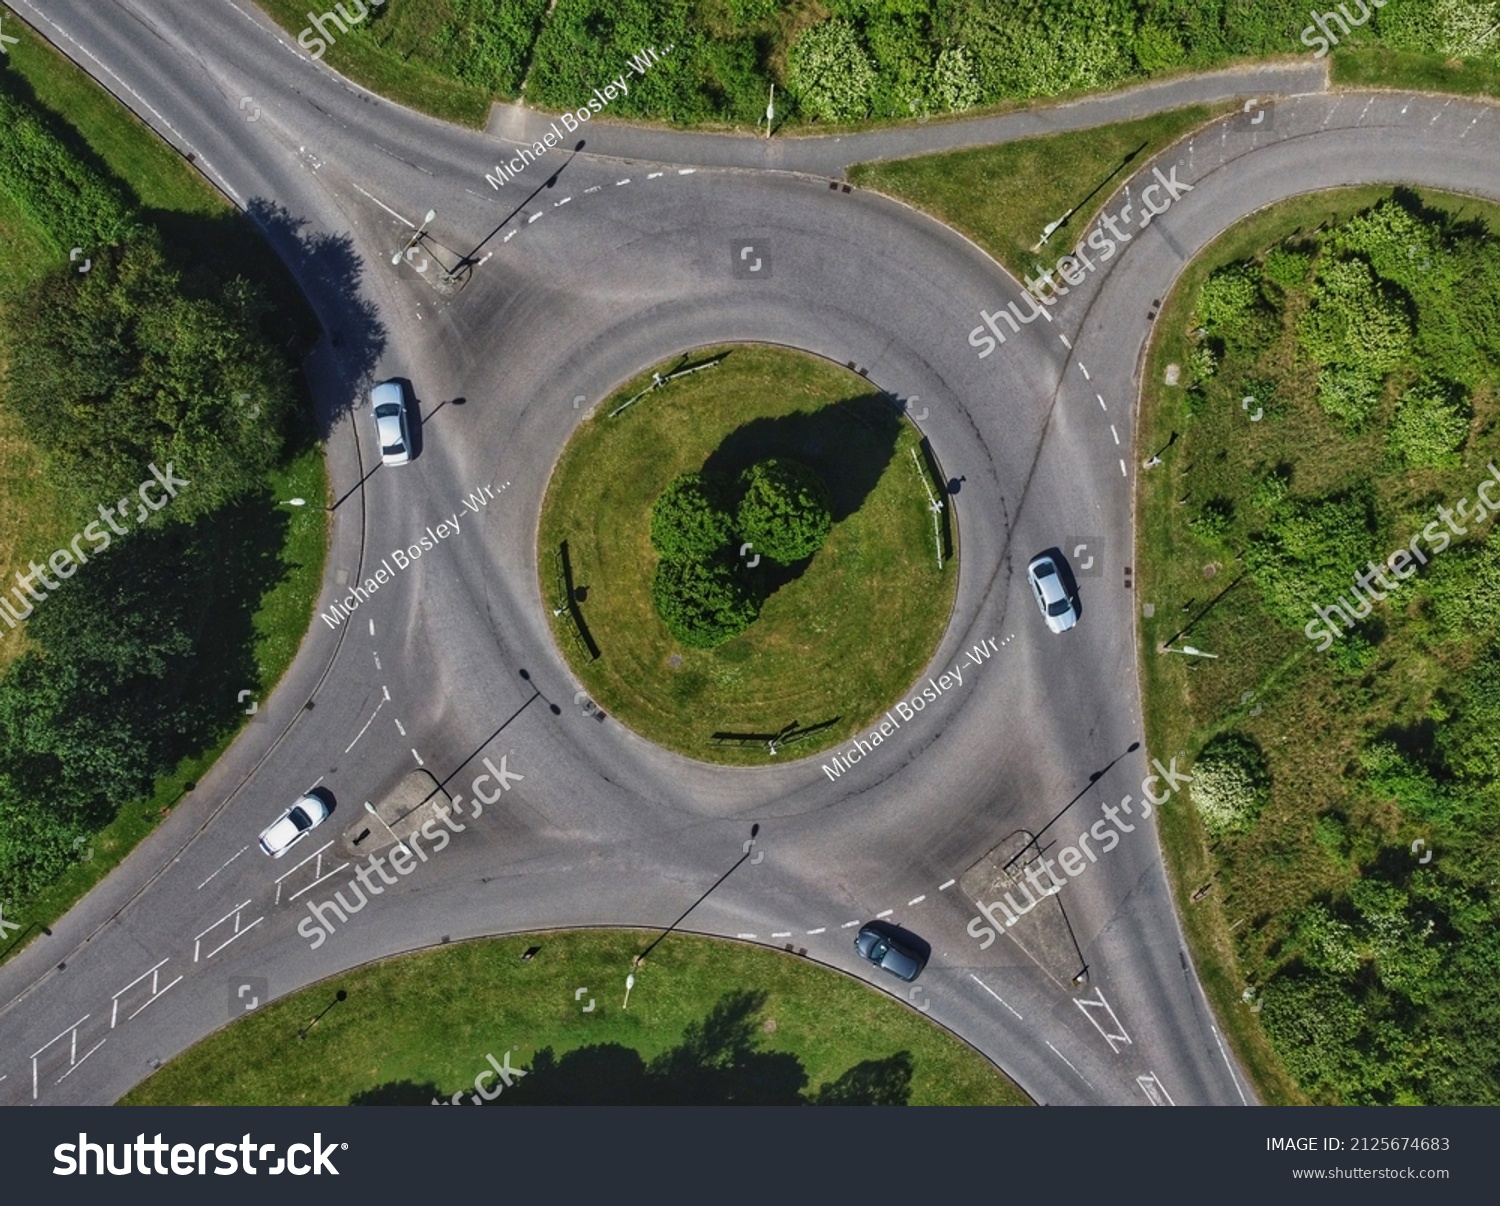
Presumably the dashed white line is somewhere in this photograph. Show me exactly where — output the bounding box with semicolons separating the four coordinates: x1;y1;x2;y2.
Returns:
908;895;925;906
876;908;893;918
1119;459;1128;477
394;718;407;736
771;931;791;938
1045;1040;1094;1089
368;619;375;636
196;845;250;890
584;185;602;193
503;230;516;242
1059;333;1072;349
806;927;826;935
646;171;663;179
939;879;955;890
527;211;543;223
345;696;389;753
411;748;424;766
1097;393;1108;410
1079;364;1091;380
373;652;382;671
382;685;391;701
554;196;571;207
968;973;1023;1019
841;920;861;928
1110;425;1120;444
677;168;696;175
736;932;757;939
615;178;631;186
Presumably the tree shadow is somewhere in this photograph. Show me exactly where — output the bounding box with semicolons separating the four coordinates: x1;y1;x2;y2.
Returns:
416;989;919;1107
700;393;903;525
810;1052;914;1105
349;1079;443;1106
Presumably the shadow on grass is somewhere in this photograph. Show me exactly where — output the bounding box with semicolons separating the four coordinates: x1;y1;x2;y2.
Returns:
352;990;916;1106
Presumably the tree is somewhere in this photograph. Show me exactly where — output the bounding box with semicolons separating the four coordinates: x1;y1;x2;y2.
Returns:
651;557;760;648
1189;732;1271;835
649;472;732;559
735;459;832;564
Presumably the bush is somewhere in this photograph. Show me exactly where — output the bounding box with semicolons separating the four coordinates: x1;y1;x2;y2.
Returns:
1315;365;1383;430
1189;732;1271;834
1262;246;1312;290
736;459;833;563
1388;378;1470;467
788;18;875;123
1298;255;1411;377
651;556;760;648
1195;263;1262;335
1188;496;1234;542
650;472;732;559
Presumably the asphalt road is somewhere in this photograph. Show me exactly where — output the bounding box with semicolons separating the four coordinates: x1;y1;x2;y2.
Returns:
2;1;1494;1108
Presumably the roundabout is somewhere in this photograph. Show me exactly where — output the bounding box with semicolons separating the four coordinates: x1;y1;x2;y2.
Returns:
537;344;957;764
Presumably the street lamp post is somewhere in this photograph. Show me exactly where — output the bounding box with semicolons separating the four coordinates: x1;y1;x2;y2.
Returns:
363;800;412;856
391;209;437;266
1161;644;1218;659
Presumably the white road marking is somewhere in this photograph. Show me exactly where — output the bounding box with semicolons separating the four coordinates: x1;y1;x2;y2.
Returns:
527;211;543;223
1097;393;1107;410
584;185;602;193
554;196;571;206
1074;988;1132;1054
1110;425;1119;444
273;839;348;904
197;844;250;890
736;932;757;939
503;230;516;242
1059;333;1072;349
615;178;631;186
1046;1040;1094;1089
677;168;696;175
412;748;424;766
806;927;826;934
395;718;407;736
841;919;861;928
876;908;893;918
969;973;1022;1020
1210;1023;1249;1105
382;685;391;701
1079;364;1091;380
373;652;382;671
345;695;388;753
1119;459;1128;477
939;879;955;890
908;895;925;906
368;619;374;635
1136;1072;1175;1105
110;959;183;1028
193;900;263;962
772;931;791;938
647;171;663;179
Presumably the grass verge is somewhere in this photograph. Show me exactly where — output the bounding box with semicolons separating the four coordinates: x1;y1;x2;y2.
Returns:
0;21;328;964
1137;184;1500;1104
121;929;1030;1106
537;345;957;766
847;105;1230;282
1331;47;1500;99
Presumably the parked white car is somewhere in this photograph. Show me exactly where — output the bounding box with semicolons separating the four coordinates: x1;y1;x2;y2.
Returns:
258;794;330;857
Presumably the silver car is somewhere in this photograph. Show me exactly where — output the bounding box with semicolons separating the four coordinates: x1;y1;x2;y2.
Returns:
1027;554;1078;633
258;794;330;857
371;380;411;465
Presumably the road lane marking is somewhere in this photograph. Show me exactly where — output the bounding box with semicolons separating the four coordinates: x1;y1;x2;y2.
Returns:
395;718;406;736
1110;425;1120;444
908;895;925;905
345;695;388;753
647;171;663;179
615;178;631;186
585;185;602;193
1074;988;1132;1053
274;839;348;904
1120;459;1128;477
772;931;791;938
1046;1040;1094;1089
968;973;1022;1020
111;959;184;1027
412;748;424;765
1136;1072;1175;1105
554;196;571;206
939;879;955;890
1211;1023;1249;1105
1079;364;1090;380
876;908;893;918
197;844;250;890
677;168;696;175
806;927;825;934
736;932;757;939
1059;333;1072;349
841;919;861;928
528;211;543;223
193;900;263;962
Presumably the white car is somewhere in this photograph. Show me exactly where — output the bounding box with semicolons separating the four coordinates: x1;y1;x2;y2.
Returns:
371;380;411;465
1027;553;1079;633
258;794;330;857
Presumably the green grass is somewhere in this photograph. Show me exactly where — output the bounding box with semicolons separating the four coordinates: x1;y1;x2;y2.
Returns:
847;105;1229;282
121;929;1029;1106
252;0;493;127
537;345;957;765
1136;185;1500;1104
0;19;328;964
1332;47;1500;99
